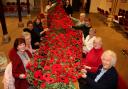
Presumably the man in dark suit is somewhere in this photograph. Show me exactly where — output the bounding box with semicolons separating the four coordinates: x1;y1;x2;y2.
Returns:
79;50;118;89
84;0;91;15
63;0;73;16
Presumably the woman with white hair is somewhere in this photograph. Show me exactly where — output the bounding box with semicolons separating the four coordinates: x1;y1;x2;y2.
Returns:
22;32;36;54
79;50;118;89
82;37;104;73
83;28;96;54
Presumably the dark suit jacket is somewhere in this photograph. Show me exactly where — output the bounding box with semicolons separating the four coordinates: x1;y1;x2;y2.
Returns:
72;24;90;38
79;65;118;89
63;4;73;15
23;28;40;49
9;48;32;89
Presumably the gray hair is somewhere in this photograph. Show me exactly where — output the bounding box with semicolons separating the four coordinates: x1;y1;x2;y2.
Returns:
101;50;117;67
80;13;86;18
22;32;31;39
94;37;103;45
89;28;96;34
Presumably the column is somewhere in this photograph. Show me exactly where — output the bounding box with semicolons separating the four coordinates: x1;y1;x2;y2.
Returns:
114;0;121;15
107;0;118;27
111;0;118;15
0;0;11;43
41;0;47;13
40;0;44;13
17;0;24;27
27;0;30;14
72;0;81;11
26;0;31;20
70;0;72;6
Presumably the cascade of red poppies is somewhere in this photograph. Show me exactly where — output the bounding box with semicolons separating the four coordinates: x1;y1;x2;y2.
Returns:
27;2;83;89
48;4;74;30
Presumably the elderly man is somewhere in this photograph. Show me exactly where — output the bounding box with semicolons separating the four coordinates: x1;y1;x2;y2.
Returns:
79;50;118;89
72;13;91;38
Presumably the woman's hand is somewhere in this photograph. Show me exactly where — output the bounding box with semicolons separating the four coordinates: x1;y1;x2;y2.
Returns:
81;69;87;79
34;42;40;46
81;73;87;79
84;65;91;70
83;50;87;54
81;69;87;74
44;28;49;31
40;31;45;35
19;74;26;79
40;28;49;35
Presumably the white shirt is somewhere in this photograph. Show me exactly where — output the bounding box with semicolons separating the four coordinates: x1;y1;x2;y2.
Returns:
83;35;96;52
94;68;107;82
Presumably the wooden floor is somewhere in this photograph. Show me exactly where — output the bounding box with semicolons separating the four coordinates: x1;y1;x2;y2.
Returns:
0;12;128;88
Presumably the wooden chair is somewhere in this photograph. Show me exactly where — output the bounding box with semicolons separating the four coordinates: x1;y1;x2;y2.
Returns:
104;11;109;17
8;6;16;13
125;11;128;19
109;8;111;13
6;2;11;6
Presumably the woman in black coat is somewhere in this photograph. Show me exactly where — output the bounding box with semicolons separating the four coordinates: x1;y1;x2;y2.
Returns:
63;0;73;16
23;21;40;49
85;0;91;14
79;50;118;89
